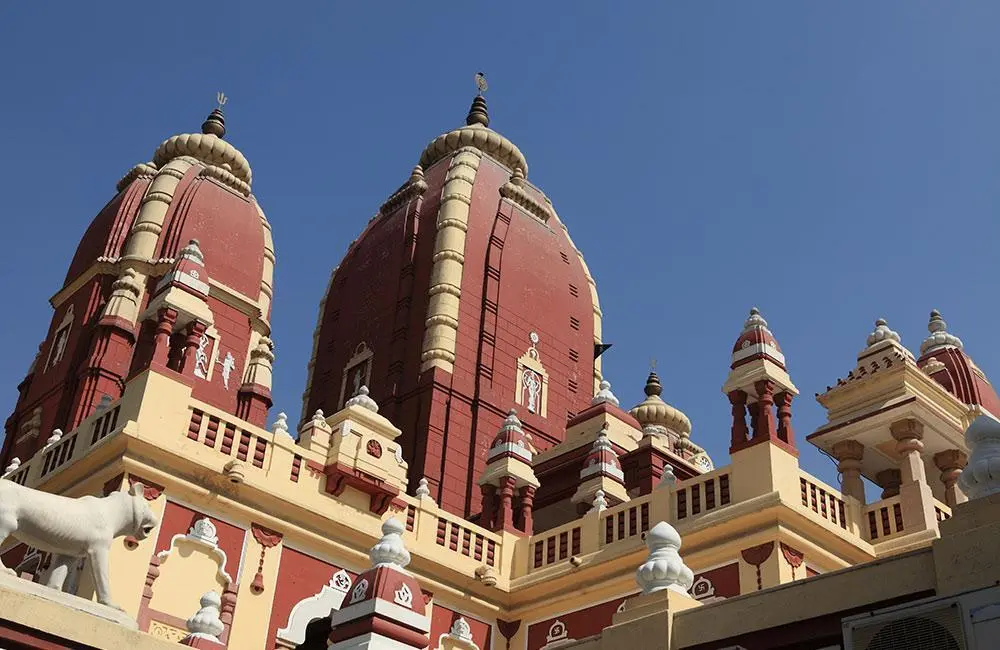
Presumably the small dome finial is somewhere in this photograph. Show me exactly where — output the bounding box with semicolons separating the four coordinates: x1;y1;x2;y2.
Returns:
644;371;662;398
466;74;490;127
201;92;227;138
921;309;963;355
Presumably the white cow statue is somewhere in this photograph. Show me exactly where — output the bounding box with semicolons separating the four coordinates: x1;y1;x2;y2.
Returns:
0;480;159;610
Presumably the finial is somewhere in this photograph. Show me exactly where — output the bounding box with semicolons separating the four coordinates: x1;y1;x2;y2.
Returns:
415;477;431;499
635;521;694;594
46;429;63;446
450;617;474;642
866;318;902;348
201;92;227;138
959;415;1000;499
272;412;291;438
658;463;677;488
589;489;608;513
742;307;769;331
178;239;205;264
345;385;379;413
409;165;425;184
466;75;490;127
920;309;963;355
312;409;326;425
592;380;620;407
185;591;224;642
644;371;663;398
510;166;526;186
370;517;411;568
3;457;21;475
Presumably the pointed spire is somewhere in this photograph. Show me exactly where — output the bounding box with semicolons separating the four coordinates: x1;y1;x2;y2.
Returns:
201;93;227;138
921;309;964;356
466;95;490;127
644;371;663;398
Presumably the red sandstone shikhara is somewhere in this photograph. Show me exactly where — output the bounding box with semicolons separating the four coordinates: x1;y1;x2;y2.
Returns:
0;88;998;650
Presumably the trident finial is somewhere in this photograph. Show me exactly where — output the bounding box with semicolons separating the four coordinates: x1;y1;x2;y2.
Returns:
650;358;657;371
474;72;488;96
216;91;228;109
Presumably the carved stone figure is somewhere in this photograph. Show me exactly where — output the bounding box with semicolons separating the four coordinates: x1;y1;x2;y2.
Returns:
0;480;158;610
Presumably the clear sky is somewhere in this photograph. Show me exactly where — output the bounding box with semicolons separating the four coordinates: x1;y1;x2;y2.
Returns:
1;3;998;498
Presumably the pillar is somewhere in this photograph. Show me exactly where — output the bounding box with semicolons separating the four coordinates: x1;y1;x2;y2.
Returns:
753;380;776;441
480;484;497;530
179;321;208;375
775;392;794;446
519;485;535;536
876;469;902;499
152;308;177;366
832;440;866;503
832;439;865;536
890;418;926;483
934;450;968;507
497;477;515;531
728;390;749;449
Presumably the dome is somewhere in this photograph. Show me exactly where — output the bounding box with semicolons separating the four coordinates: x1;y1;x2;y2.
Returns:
629;371;692;437
487;409;534;463
917;310;1000;417
730;307;785;370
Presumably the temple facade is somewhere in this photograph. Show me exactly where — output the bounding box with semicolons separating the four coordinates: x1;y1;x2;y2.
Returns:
0;90;997;650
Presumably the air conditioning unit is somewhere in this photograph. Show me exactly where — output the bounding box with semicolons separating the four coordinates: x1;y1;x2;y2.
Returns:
843;596;967;650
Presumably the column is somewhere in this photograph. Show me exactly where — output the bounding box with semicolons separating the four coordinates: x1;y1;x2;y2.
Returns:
775;392;795;446
496;477;515;531
753;380;776;441
832;439;865;536
152;308;177;366
480;484;497;530
875;469;902;499
179;321;208;375
889;418;937;533
890;418;926;483
934;450;968;507
832;440;866;503
519;485;535;536
728;390;749;449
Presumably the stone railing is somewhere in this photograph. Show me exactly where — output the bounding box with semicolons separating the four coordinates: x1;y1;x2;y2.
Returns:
798;472;848;530
933;499;952;523
862;495;906;543
185;401;272;470
600;494;653;546
674;466;733;522
2;399;126;489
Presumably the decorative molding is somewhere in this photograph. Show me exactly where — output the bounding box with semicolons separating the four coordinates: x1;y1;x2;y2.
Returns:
741;542;775;591
779;542;804;579
249;523;283;595
127;475;164;501
156;517;233;586
276;569;352;645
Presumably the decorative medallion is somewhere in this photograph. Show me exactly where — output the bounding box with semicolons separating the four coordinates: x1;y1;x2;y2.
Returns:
367;439;383;459
349;578;369;604
546;620;568;644
331;569;352;592
393;582;413;608
188;518;219;545
690;576;715;600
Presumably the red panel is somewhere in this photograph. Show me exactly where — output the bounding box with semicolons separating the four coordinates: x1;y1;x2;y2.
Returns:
429;604;492;650
266;547;355;649
526;595;631;650
154;501;245;581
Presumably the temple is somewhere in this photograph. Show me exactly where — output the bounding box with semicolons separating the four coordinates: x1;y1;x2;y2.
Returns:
0;89;998;650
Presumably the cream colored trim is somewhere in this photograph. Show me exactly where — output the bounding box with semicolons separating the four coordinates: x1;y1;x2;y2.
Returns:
254;198;275;325
116;162;158;192
420;146;483;373
420;125;526;176
153;132;251;185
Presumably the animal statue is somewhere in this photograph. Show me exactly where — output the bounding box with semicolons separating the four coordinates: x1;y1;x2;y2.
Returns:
0;480;159;610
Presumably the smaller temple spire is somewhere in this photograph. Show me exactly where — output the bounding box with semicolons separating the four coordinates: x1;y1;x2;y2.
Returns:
201;92;227;138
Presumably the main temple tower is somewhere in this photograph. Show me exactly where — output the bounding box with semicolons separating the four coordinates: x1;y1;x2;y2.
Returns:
302;88;604;516
1;103;277;467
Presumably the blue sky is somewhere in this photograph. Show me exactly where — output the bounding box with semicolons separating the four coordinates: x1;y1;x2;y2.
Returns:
1;3;998;498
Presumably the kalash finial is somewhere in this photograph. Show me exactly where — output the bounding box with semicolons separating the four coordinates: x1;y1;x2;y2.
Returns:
201;91;227;138
466;73;490;127
644;369;663;398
